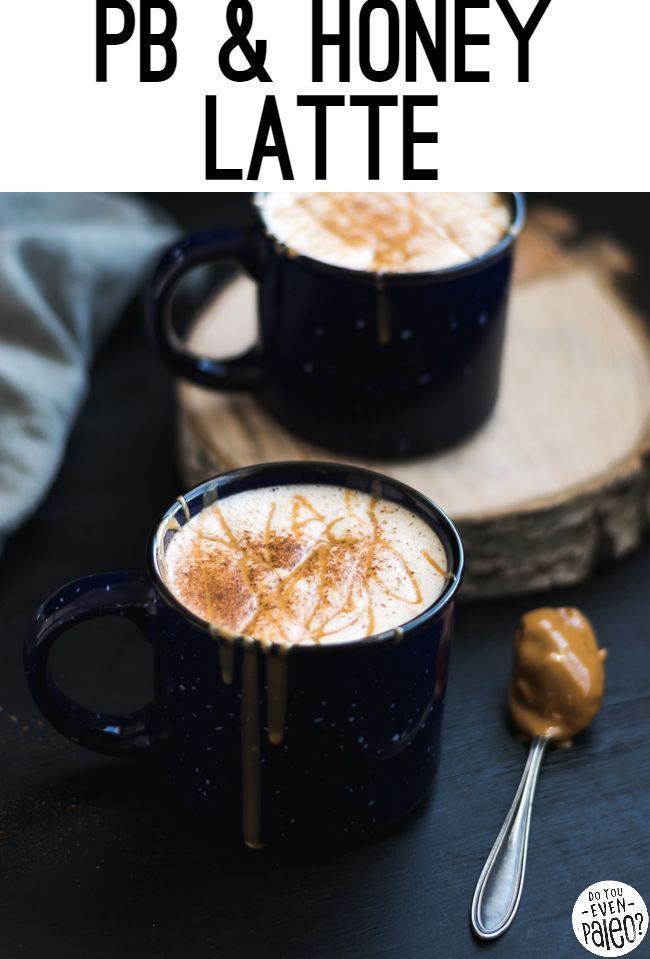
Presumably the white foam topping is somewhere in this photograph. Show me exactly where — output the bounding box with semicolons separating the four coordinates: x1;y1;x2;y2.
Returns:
162;484;449;645
257;192;511;273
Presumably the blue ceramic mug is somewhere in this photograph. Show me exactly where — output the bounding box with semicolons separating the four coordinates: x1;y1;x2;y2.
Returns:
148;193;525;458
25;462;463;847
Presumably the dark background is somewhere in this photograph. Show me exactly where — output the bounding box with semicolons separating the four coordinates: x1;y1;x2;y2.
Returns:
0;194;648;959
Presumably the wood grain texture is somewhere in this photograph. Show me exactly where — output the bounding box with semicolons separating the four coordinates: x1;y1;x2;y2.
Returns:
177;212;650;599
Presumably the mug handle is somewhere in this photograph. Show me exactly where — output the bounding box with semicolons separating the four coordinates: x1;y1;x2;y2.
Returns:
148;228;267;391
25;572;162;759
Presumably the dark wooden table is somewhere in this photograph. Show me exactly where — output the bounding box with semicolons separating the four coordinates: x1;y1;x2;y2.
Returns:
1;194;648;959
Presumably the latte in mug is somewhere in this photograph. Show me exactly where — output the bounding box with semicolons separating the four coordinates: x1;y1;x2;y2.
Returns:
257;192;511;273
162;484;450;645
27;461;463;847
149;192;523;457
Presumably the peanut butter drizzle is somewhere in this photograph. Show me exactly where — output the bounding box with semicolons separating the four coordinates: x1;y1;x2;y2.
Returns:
241;638;263;849
292;192;505;273
266;643;290;745
422;549;453;581
168;490;447;848
206;624;290;848
294;193;425;272
176;495;191;523
208;624;237;685
508;607;607;743
219;642;235;686
181;493;429;647
375;276;392;345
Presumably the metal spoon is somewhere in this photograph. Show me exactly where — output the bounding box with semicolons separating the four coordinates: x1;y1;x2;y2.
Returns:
470;735;548;940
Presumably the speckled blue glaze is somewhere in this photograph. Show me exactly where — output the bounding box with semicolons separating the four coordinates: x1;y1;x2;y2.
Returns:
148;193;524;458
26;462;463;845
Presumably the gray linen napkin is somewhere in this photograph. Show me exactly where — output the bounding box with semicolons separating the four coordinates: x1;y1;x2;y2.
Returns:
0;193;177;550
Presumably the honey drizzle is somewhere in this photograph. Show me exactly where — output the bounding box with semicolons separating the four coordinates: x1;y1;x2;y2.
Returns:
176;495;191;523
205;625;291;847
241;639;263;848
292;495;325;534
422;549;454;581
277;496;425;642
263;502;276;562
266;643;290;745
208;624;237;685
292;192;505;272
183;493;443;648
214;506;240;548
376;276;392;345
168;489;447;849
219;643;235;686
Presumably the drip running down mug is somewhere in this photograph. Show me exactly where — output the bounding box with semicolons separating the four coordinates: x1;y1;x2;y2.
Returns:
25;462;463;847
148;193;526;458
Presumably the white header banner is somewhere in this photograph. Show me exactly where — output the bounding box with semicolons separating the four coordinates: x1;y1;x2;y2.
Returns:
0;0;647;190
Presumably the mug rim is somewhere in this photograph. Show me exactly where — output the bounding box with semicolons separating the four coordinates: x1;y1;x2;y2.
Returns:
148;461;464;652
252;191;525;284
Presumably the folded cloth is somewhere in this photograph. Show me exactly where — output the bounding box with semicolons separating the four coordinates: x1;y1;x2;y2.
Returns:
0;193;177;552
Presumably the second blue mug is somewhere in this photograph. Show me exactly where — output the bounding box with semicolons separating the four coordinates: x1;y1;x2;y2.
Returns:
148;192;525;458
25;462;464;847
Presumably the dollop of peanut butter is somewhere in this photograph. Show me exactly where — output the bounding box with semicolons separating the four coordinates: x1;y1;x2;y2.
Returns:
508;607;607;742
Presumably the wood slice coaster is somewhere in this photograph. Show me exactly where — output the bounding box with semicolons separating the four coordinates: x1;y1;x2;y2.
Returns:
177;210;650;600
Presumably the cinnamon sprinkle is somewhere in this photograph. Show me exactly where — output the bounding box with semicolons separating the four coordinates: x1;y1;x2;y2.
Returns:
165;490;448;645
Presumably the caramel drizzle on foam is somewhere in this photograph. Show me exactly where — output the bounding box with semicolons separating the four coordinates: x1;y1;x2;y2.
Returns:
422;549;455;582
181;490;446;849
213;491;427;646
294;192;426;273
292;192;502;274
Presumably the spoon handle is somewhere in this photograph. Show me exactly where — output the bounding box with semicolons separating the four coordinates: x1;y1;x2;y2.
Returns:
470;735;548;940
